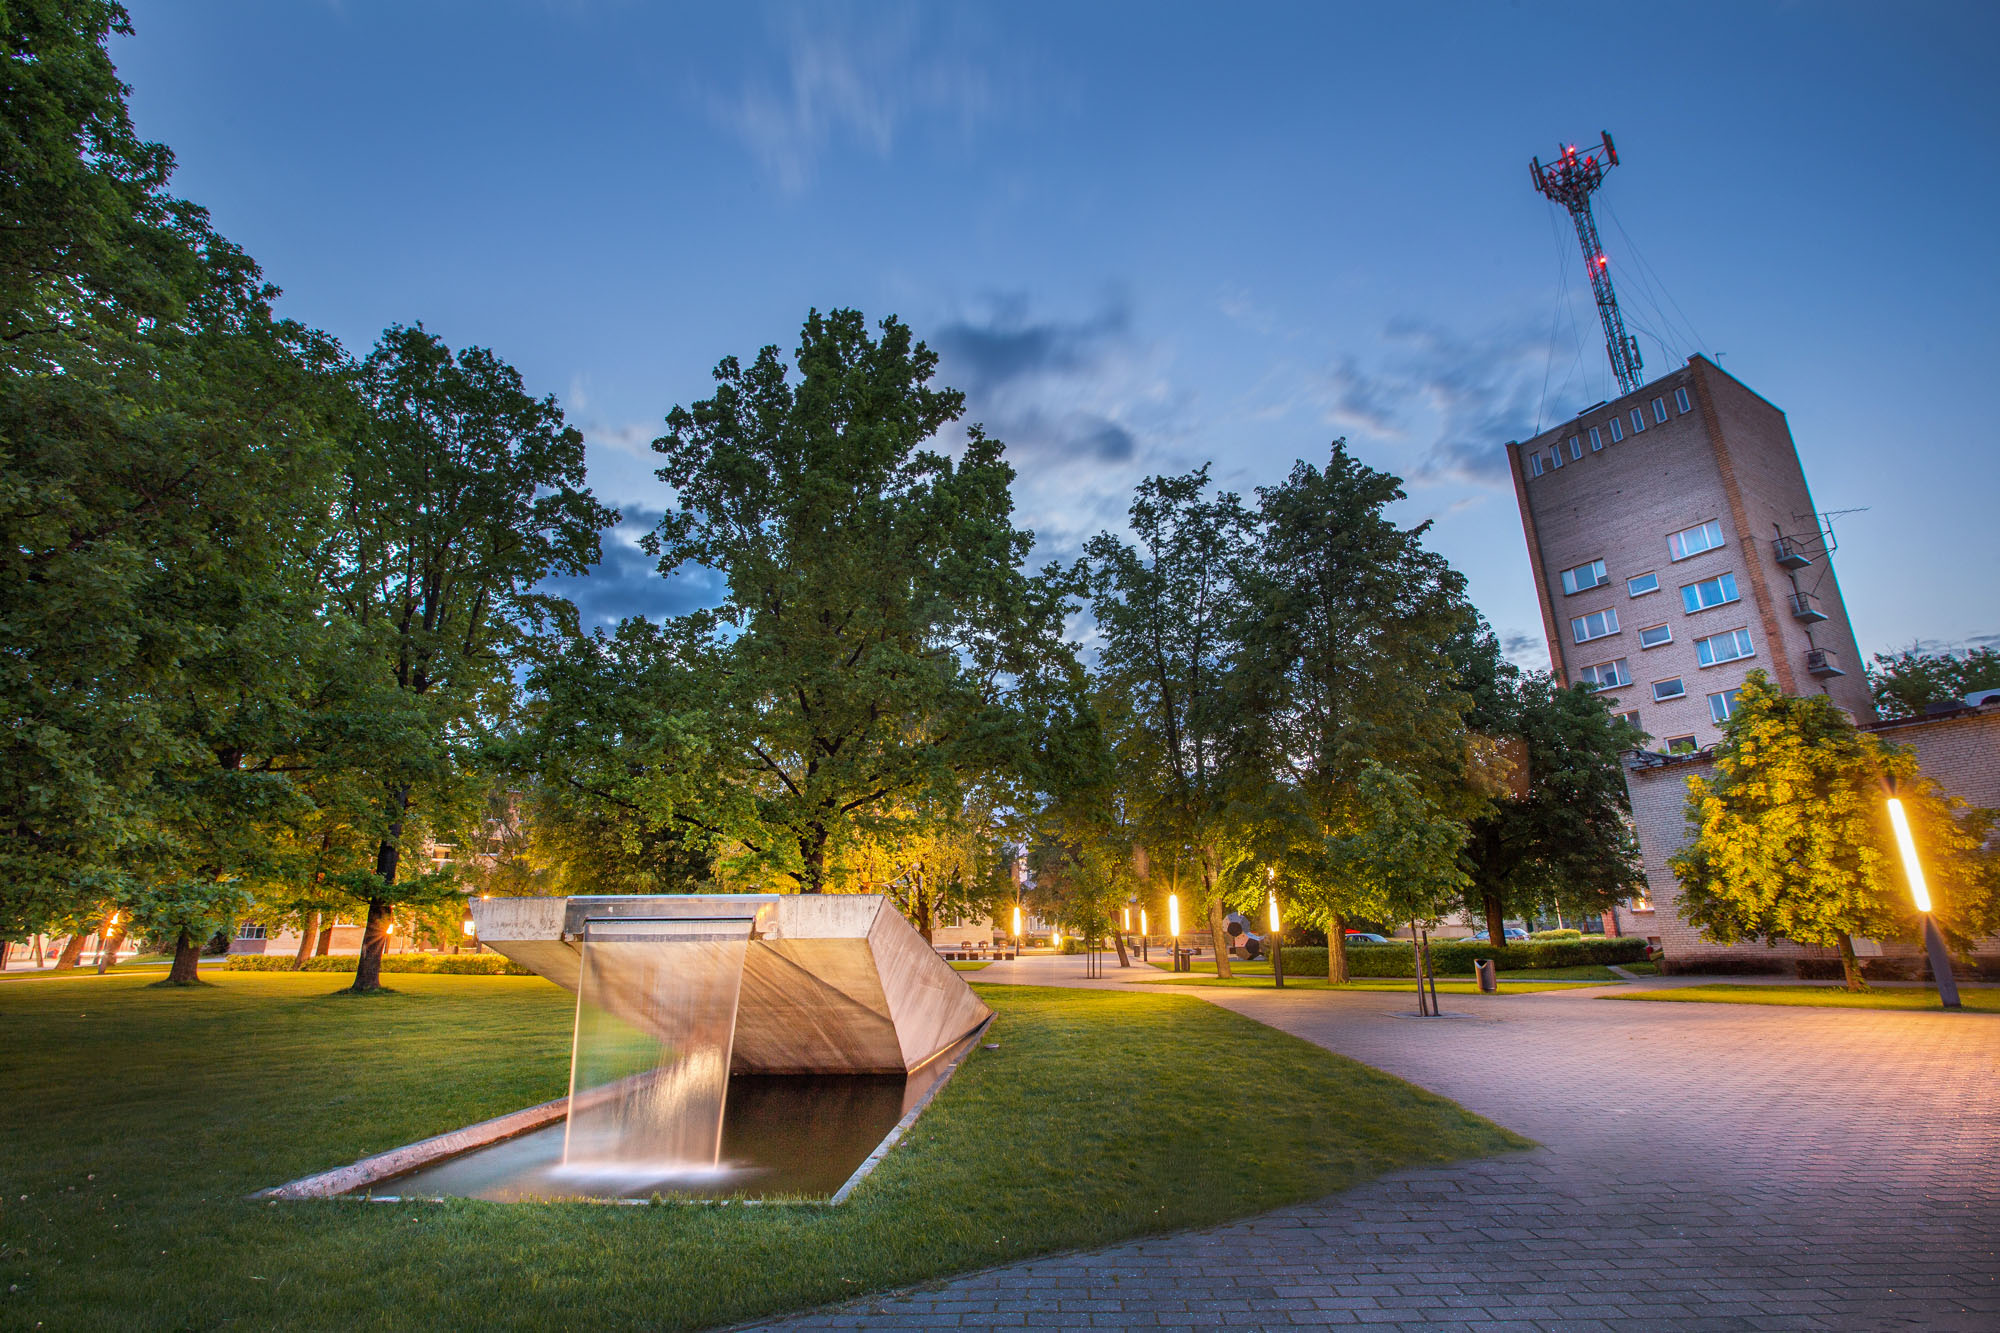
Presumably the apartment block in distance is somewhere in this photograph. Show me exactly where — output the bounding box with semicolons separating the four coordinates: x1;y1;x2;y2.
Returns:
1505;354;1876;945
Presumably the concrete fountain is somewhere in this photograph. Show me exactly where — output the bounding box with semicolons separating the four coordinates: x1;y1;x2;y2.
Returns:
261;894;993;1203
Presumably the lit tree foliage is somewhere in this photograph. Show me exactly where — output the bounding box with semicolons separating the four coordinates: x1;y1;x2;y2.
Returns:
1671;672;1999;989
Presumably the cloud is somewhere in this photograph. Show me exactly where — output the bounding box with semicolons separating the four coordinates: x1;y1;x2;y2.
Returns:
540;507;726;629
1501;631;1549;671
931;296;1129;395
711;8;1000;193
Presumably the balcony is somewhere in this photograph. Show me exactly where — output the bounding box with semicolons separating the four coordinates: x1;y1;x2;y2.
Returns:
1805;648;1845;678
1788;591;1829;623
1773;535;1815;569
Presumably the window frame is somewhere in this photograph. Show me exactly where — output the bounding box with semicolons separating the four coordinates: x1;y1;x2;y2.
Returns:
1630;407;1647;434
1663;735;1698;755
1695;627;1756;668
1569;436;1583;461
1652;397;1668;424
1580;657;1632;689
1560;558;1608;596
237;923;268;941
1588;426;1603;451
1680;572;1741;614
1626;572;1660;597
1668;519;1726;562
1608;416;1624;442
1652;677;1687;702
1549;445;1563;469
1707;690;1739;725
1638;623;1673;649
1674;386;1692;414
1571;608;1621;644
1530;451;1543;478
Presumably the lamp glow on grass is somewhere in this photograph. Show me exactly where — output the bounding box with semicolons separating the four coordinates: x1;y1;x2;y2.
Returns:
0;972;1524;1331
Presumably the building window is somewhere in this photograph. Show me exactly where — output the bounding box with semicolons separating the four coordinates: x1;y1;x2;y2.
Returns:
1569;436;1583;461
1589;426;1604;451
1674;387;1692;414
1630;408;1647;434
1708;689;1741;724
1550;446;1563;469
1653;677;1687;701
237;923;267;940
1579;658;1632;689
1630;892;1655;912
1680;572;1740;613
1696;628;1755;667
1613;709;1642;731
1664;735;1698;754
1608;416;1624;443
1627;572;1659;597
1572;608;1620;643
1561;559;1608;595
1652;397;1668;423
1639;623;1673;649
1668;519;1726;561
1530;451;1543;477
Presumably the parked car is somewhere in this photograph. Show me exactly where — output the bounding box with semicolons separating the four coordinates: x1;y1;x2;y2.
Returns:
1468;928;1531;942
1343;931;1390;944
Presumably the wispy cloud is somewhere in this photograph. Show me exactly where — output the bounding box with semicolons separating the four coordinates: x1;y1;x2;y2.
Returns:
711;8;1001;193
540;507;727;630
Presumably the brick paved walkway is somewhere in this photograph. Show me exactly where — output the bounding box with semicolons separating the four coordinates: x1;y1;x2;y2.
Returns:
755;972;2000;1331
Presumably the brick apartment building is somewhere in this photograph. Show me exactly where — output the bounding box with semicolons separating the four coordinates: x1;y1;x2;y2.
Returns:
1506;353;1997;966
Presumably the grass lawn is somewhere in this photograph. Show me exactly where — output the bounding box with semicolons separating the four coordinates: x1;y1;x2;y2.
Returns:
1612;983;2000;1013
1136;974;1584;994
0;972;1523;1331
946;960;992;971
1618;961;1661;976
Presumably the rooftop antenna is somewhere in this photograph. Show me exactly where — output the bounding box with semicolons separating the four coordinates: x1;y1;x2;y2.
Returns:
1532;132;1643;395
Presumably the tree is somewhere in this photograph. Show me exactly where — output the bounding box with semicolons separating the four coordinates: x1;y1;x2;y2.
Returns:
1868;646;2000;720
332;325;615;991
0;1;350;964
557;308;1075;894
1219;446;1479;980
1084;467;1251;976
1671;672;2000;989
1456;625;1644;947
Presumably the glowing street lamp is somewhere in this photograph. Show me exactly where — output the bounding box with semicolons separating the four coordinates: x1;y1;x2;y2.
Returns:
1886;792;1961;1010
1267;870;1285;990
1168;892;1182;972
1139;908;1149;963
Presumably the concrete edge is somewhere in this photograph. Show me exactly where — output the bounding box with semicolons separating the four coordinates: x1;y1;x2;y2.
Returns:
828;1013;994;1206
252;1094;571;1200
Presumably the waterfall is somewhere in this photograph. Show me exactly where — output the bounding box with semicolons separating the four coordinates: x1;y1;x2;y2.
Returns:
559;915;753;1175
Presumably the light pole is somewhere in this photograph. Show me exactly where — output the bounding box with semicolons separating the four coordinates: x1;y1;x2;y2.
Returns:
1885;789;1962;1010
1139;908;1149;963
1168;893;1182;972
1267;869;1284;990
1012;903;1023;958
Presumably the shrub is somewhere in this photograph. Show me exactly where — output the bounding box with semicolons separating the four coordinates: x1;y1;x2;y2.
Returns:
222;953;532;976
1529;928;1582;941
1282;935;1648;978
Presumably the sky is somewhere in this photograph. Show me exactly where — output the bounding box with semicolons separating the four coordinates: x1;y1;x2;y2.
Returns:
115;1;2000;669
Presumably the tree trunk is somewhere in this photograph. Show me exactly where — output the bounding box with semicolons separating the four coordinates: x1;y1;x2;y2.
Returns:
1328;910;1350;984
1200;851;1231;978
165;928;202;985
294;911;321;969
1482;892;1507;955
52;931;88;972
315;922;333;956
351;897;393;992
1835;932;1865;991
798;826;828;894
1112;929;1130;968
95;920;129;975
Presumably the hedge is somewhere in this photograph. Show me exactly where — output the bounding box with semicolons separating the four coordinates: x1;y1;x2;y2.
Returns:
1280;936;1648;978
222;953;531;975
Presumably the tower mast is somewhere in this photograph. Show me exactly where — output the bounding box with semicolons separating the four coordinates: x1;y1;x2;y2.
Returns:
1532;132;1643;394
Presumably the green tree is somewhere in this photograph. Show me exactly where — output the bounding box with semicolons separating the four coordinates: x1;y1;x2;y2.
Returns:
560;308;1075;894
1084;467;1251;976
1671;671;1999;989
1456;625;1644;948
332;324;615;991
1219;446;1478;980
1867;645;2000;720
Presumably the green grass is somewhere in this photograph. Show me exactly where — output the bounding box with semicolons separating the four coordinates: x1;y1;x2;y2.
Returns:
0;972;1523;1331
1618;961;1660;976
946;960;992;971
1144;959;1620;985
1135;974;1584;994
1612;983;2000;1013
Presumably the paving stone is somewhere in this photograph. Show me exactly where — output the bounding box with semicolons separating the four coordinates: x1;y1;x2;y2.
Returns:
746;980;1999;1331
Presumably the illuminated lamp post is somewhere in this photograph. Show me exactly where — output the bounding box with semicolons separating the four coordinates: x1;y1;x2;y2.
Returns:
1168;893;1182;972
1885;786;1962;1010
1267;868;1284;990
1139;908;1149;963
1011;903;1023;957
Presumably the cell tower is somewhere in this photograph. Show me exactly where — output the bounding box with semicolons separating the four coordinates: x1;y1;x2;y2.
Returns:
1532;132;1643;394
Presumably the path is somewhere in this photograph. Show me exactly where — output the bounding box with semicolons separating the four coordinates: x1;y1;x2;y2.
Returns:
758;958;2000;1331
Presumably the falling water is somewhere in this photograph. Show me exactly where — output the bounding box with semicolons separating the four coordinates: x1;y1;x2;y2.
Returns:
558;915;753;1180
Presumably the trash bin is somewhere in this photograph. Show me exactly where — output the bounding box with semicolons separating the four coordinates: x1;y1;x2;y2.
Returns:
1473;958;1497;992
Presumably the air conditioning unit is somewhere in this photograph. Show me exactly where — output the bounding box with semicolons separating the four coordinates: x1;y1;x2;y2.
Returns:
1967;688;2000;708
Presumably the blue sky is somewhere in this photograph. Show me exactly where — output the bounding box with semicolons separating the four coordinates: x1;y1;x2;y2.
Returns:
118;1;1999;667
